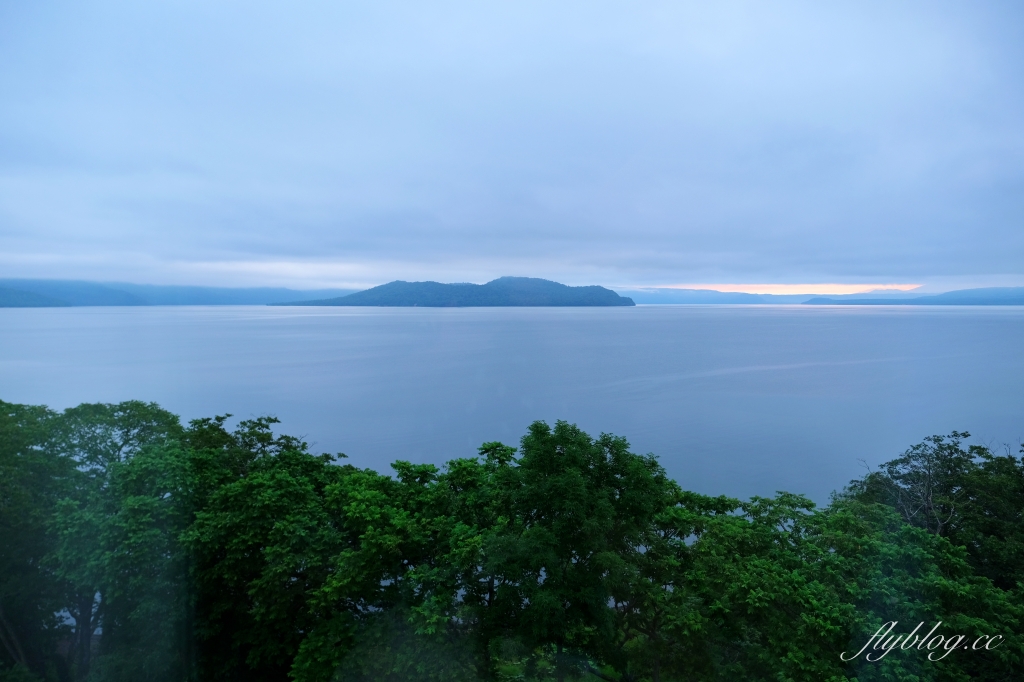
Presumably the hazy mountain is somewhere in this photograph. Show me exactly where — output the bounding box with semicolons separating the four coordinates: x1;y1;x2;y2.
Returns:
618;288;925;304
621;289;806;304
804;287;1024;306
0;286;70;307
0;279;358;307
278;277;635;307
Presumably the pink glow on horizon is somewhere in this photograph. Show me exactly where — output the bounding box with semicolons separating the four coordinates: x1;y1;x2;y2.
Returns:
655;283;922;295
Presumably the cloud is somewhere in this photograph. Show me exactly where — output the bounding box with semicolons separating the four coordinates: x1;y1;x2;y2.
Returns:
1;0;1022;288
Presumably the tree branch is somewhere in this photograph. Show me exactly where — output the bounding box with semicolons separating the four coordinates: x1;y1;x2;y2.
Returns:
585;663;621;682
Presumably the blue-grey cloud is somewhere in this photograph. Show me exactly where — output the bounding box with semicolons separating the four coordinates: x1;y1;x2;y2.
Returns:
1;0;1022;289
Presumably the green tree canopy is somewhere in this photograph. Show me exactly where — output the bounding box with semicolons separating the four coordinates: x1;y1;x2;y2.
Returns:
1;402;1020;682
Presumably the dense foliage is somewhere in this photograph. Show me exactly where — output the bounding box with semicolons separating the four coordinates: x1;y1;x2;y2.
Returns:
1;400;1021;681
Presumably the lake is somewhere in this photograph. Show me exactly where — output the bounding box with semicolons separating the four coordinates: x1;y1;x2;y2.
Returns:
2;304;1022;502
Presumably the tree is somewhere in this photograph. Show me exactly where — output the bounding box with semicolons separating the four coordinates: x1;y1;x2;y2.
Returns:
4;400;1022;682
478;421;674;680
842;432;1024;589
47;401;182;681
0;401;65;681
183;416;350;682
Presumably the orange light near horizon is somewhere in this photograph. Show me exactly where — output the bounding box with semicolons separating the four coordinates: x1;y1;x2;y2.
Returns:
655;283;922;296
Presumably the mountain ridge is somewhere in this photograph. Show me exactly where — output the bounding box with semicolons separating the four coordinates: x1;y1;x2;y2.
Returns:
276;277;635;307
803;287;1024;306
0;279;357;307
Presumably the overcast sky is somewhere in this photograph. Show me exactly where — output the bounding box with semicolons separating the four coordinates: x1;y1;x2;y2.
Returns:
1;1;1023;291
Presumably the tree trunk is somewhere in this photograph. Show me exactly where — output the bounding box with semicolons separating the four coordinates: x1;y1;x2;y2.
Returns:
0;599;28;668
76;594;94;681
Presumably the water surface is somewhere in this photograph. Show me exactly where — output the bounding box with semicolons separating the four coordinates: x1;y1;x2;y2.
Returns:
2;305;1022;502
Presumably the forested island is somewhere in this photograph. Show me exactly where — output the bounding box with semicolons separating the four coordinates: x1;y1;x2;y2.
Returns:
277;277;635;307
2;400;1021;681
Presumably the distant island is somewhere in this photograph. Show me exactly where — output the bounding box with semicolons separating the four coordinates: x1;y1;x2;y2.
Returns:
275;277;636;307
803;287;1024;306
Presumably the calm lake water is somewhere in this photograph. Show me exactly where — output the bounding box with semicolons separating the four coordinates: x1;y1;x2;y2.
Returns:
2;305;1023;502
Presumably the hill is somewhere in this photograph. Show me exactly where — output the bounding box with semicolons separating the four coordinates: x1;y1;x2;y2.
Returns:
0;280;357;307
277;277;635;307
0;286;70;307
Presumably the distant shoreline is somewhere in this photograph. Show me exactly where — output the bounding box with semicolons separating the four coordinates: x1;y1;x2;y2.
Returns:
3;279;1023;308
